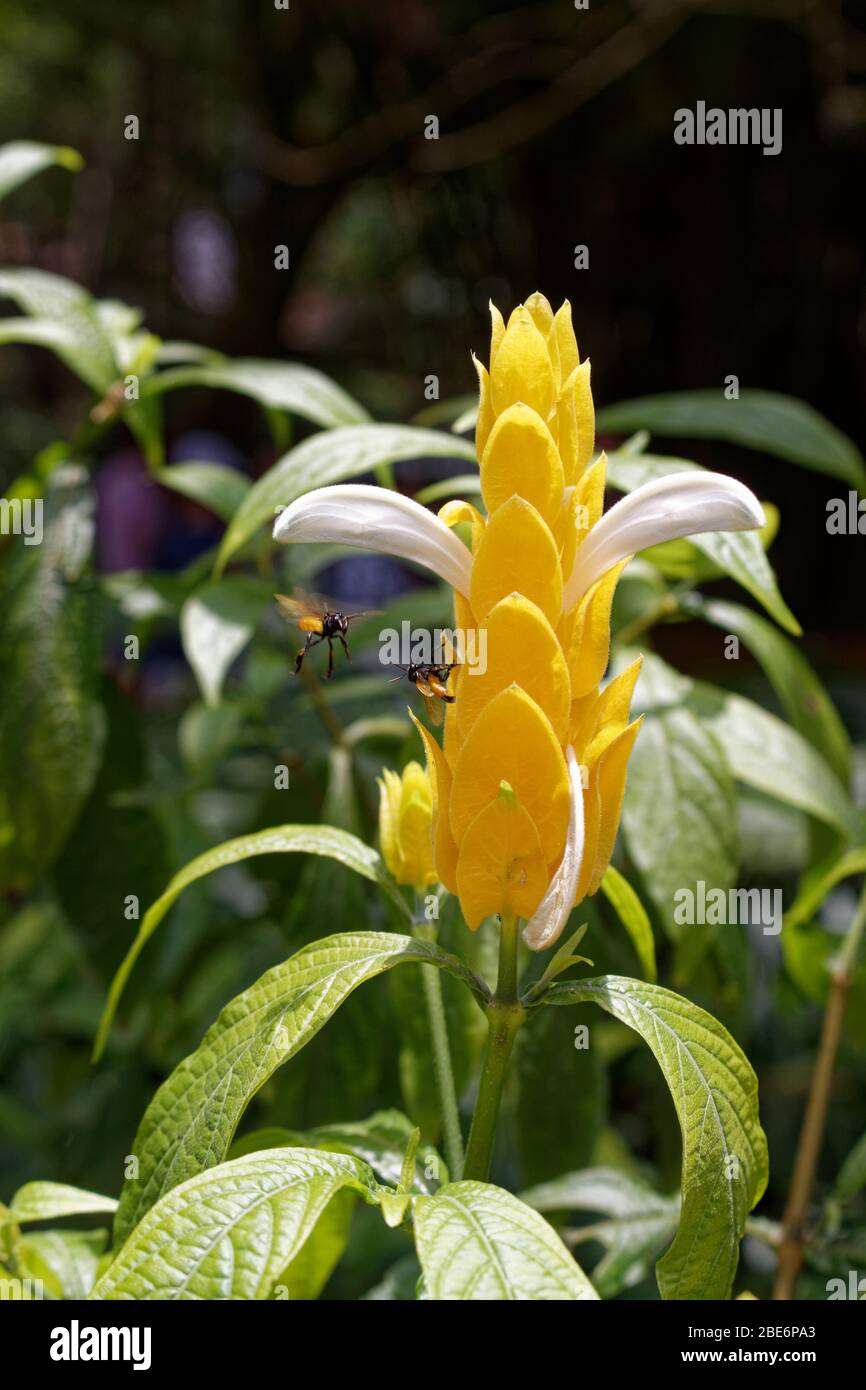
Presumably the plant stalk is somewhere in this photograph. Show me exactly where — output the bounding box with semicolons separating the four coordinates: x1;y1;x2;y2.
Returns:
773;879;866;1299
413;905;465;1180
462;914;525;1182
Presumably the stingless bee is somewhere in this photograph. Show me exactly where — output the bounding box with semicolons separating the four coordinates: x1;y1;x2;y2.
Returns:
389;660;460;725
275;590;379;679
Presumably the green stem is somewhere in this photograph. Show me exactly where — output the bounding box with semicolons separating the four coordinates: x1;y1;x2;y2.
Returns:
420;959;465;1181
462;914;525;1182
413;906;464;1180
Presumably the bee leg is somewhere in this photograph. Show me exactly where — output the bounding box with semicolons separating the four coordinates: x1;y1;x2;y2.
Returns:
326;637;335;680
294;631;320;674
338;634;351;663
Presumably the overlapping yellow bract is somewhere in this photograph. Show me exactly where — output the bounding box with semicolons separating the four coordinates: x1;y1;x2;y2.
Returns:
418;293;642;941
377;761;438;889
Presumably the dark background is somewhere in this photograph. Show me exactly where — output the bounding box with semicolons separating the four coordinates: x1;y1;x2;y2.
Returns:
1;0;864;634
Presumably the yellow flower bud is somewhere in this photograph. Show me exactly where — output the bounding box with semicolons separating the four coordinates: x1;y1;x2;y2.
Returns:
377;761;438;889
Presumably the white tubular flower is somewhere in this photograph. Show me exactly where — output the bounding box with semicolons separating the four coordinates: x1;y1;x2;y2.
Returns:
562;471;766;612
273;483;473;599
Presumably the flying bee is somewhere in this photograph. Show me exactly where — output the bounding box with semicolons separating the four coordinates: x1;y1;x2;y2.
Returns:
389;661;460;725
275;590;379;679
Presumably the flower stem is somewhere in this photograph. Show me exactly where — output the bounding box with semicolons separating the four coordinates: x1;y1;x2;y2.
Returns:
773;878;866;1299
462;914;525;1182
413;909;464;1181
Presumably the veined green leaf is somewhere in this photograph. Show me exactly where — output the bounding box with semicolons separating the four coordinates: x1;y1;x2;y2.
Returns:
143;358;370;429
94;827;413;1061
0;141;83;202
606;452;799;634
94;1149;380;1300
682;594;851;782
157;461;250;521
784;846;866;930
113;932;487;1243
545;976;769;1299
18;1229;107;1300
5;1181;117;1226
522;1167;679;1298
179;575;267;705
600;865;657;982
413;1181;599;1300
688;682;859;839
599;389;866;492
620;705;739;965
0;268;116;393
216;423;476;573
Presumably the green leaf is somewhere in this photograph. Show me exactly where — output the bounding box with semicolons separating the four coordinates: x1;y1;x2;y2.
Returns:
606;452;800;633
6;1182;117;1225
784;847;866;930
18;1229;107;1300
143;359;370;429
414;473;482;505
0;140;83;202
599;390;866;492
93;1149;380;1300
413;1181;599;1300
0;468;105;887
688;683;859;839
515;1004;606;1186
620;704;739;964
277;1187;356;1300
94;826;412;1061
836;1133;866;1203
157;461;250;521
600;866;657;982
179;575;267;705
683;594;851;782
312;1111;444;1194
522;1168;679;1298
0;268;116;393
112;932;487;1243
546;976;769;1299
216;423;476;574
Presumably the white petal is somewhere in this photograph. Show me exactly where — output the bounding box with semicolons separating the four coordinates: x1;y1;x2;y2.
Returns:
562;471;765;612
523;748;585;952
272;484;472;598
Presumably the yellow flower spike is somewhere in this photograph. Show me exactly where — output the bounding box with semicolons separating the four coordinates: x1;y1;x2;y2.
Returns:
473;353;495;460
377;761;438;889
274;292;765;948
471;495;563;626
558;559;629;700
490;308;556;420
587;717;643;895
456;593;571;745
553;300;580;381
575;451;607;534
479;403;564;524
450;685;571;863
567;359;595;480
456;782;548;929
570;655;643;758
488;301;506;368
439;497;486;555
408;711;460;894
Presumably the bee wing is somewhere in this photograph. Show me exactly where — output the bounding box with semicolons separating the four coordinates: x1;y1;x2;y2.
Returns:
343;608;383;623
274;589;324;621
423;691;445;726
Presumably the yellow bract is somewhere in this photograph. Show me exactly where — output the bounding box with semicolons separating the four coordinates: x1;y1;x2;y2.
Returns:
377;761;438;890
413;293;641;943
